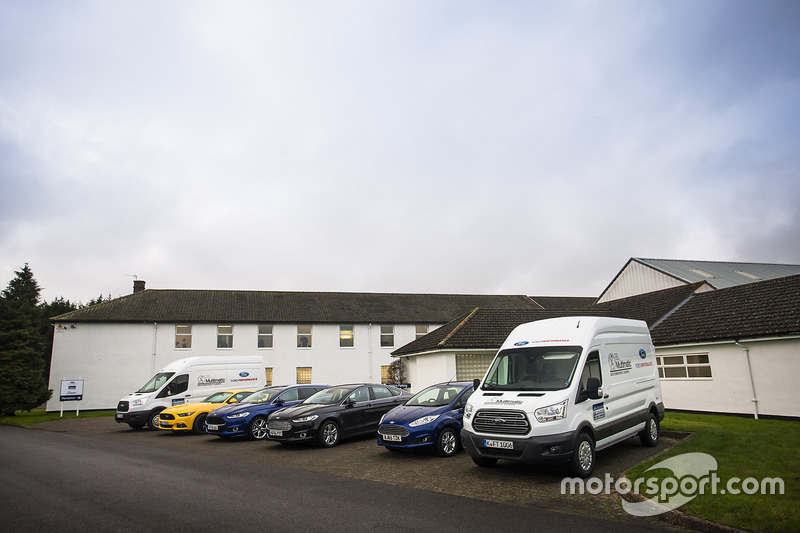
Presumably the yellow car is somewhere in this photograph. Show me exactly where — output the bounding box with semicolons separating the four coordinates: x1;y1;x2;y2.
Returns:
158;389;255;434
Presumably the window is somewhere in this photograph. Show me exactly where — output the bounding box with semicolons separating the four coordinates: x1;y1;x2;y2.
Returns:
339;325;354;348
296;367;312;384
156;374;188;398
455;353;495;381
415;325;428;339
278;388;300;402
371;385;393;399
380;325;394;347
657;353;712;379
175;325;192;349
298;387;319;400
217;325;233;348
348;387;370;403
297;325;312;348
265;367;273;386
381;365;391;384
258;325;274;348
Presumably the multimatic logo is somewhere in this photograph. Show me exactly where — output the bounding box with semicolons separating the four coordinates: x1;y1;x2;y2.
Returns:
197;375;225;386
608;353;632;376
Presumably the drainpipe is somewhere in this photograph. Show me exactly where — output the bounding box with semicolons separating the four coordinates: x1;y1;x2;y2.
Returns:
367;324;373;382
152;323;158;374
735;341;759;420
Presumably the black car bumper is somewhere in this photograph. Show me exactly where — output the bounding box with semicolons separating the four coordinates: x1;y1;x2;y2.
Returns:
460;428;576;464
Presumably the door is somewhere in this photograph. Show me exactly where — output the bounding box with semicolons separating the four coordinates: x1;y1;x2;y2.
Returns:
338;386;372;436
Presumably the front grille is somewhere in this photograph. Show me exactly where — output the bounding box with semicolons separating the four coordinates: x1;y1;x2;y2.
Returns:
117;401;129;413
267;420;291;431
206;416;225;426
473;409;530;435
378;424;410;437
160;413;175;420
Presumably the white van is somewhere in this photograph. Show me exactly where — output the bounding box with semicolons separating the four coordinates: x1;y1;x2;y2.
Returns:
461;317;664;477
114;356;266;430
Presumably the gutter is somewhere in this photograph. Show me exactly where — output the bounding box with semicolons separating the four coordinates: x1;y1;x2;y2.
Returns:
734;341;759;420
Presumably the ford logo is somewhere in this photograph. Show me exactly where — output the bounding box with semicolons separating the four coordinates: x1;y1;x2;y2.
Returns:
493;418;507;424
514;341;529;346
639;349;647;359
239;371;250;377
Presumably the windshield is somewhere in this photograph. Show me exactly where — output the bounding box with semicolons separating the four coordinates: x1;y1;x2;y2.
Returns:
406;385;466;407
240;388;282;404
483;346;582;391
304;386;352;405
136;372;175;393
202;391;233;403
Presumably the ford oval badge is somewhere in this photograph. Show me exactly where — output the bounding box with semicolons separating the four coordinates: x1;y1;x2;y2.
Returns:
639;349;647;359
514;341;529;346
239;371;250;377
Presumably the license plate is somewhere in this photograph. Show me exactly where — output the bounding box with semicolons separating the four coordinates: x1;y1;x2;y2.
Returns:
269;429;283;437
484;439;514;450
160;422;170;428
383;434;402;442
207;424;219;431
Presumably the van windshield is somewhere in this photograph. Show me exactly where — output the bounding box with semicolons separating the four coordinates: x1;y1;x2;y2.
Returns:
483;346;582;391
136;372;175;393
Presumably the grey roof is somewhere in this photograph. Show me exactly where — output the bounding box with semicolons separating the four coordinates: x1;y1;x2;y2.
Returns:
629;258;800;290
51;290;542;324
393;276;800;356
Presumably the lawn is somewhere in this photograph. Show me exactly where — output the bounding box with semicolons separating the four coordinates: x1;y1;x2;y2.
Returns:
0;409;115;426
625;412;800;533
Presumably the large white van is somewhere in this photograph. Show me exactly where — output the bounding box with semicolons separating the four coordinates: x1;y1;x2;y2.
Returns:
114;356;266;430
461;317;664;477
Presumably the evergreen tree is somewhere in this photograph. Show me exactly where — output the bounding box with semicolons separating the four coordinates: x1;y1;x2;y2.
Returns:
0;265;52;415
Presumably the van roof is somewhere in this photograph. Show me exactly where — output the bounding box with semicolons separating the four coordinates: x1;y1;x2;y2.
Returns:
501;316;650;350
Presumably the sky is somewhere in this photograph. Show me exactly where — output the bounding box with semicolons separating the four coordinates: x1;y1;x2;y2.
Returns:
1;1;799;304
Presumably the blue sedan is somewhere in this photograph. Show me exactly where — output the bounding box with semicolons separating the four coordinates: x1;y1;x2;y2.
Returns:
377;382;474;457
205;384;328;440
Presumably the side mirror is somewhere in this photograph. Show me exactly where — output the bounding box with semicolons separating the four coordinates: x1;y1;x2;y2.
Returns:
228;398;238;404
473;378;480;391
274;399;284;406
586;377;602;400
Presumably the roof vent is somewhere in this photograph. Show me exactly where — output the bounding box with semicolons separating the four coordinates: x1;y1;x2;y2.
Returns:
735;270;762;280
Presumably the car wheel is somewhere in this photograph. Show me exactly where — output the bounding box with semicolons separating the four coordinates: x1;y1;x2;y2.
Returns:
570;432;595;478
317;420;340;448
639;412;659;447
472;457;498;467
146;410;162;431
248;416;268;440
435;427;459;457
192;414;207;434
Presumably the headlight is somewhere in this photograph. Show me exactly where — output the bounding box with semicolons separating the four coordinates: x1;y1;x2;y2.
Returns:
227;412;250;419
292;414;318;423
178;411;195;417
534;400;567;422
464;403;473;420
131;399;143;407
409;414;440;427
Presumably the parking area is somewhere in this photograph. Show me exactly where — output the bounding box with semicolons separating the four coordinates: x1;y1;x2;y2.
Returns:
35;416;684;528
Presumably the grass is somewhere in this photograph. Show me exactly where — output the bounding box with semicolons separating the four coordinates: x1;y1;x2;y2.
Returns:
625;412;800;533
0;409;115;426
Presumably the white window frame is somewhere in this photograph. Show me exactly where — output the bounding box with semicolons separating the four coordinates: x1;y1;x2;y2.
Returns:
380;325;394;347
297;325;312;348
339;325;354;348
258;324;274;349
217;325;234;349
657;352;713;379
175;325;192;349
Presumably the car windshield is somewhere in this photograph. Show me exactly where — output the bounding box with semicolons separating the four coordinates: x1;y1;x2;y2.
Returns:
304;386;353;405
202;391;233;403
406;385;466;407
483;346;582;391
240;388;282;404
136;372;175;393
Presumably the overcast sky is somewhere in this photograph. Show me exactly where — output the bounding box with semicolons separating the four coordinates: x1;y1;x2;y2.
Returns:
1;1;799;304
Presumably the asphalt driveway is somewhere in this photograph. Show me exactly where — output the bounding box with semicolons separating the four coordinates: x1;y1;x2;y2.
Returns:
31;415;690;530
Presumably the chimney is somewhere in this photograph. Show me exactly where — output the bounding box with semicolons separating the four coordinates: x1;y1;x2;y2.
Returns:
133;279;146;293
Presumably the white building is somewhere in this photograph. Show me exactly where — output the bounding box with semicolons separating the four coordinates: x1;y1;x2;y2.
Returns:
47;286;544;411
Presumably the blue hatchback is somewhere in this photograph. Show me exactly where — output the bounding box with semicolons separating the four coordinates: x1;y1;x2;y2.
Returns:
205;384;328;440
377;382;474;457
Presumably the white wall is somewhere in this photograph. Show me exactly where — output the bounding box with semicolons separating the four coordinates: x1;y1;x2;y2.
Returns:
656;337;800;418
47;321;438;410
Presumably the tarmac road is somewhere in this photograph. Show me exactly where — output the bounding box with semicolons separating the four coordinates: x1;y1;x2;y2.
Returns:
1;417;687;532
